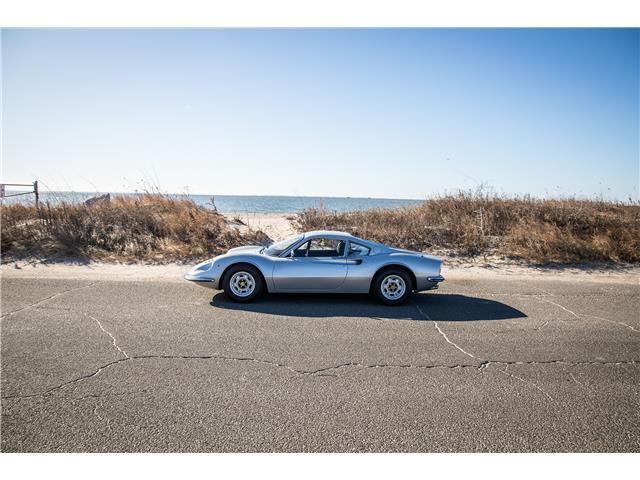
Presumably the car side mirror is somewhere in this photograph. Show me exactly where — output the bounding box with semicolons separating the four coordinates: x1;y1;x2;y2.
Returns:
289;249;295;258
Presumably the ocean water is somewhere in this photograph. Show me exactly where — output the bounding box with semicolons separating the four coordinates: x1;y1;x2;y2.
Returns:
2;191;423;214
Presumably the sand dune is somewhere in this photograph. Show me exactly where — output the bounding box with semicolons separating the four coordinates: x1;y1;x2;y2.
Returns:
223;212;296;241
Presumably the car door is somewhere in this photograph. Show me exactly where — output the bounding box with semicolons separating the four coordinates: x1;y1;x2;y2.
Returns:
342;240;375;293
272;237;347;291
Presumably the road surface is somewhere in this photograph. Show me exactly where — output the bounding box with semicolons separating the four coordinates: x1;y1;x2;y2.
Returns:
1;270;638;451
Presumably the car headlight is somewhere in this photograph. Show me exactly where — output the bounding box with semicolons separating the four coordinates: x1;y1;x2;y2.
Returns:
192;260;213;273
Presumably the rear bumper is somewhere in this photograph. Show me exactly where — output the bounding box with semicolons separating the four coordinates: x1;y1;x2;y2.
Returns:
417;275;445;292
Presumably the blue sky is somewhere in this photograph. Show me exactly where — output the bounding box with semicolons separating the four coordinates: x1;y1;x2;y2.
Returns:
2;28;638;200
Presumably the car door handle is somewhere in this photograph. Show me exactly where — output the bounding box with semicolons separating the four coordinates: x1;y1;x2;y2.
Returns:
347;259;362;265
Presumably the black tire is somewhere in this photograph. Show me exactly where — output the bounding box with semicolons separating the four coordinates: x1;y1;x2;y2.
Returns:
222;264;264;303
371;268;413;305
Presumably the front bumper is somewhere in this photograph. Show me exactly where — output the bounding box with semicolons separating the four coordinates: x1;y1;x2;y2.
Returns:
184;273;218;289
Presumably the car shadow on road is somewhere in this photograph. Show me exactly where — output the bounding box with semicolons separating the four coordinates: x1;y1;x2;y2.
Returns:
210;292;526;322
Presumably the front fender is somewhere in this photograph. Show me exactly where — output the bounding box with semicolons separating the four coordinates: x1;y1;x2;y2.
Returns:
208;254;274;290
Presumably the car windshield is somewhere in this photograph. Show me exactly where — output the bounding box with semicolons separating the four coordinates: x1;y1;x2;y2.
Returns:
263;234;304;257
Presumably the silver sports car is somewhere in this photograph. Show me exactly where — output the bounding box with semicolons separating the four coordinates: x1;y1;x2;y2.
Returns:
184;230;444;305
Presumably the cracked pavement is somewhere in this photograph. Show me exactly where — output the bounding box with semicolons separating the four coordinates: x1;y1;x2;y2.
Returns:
1;273;639;452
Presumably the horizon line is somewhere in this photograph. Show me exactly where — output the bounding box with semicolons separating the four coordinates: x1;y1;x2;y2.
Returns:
2;188;638;203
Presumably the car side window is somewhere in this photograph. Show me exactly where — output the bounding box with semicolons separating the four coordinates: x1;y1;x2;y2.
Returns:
294;238;345;257
292;241;310;257
348;241;371;256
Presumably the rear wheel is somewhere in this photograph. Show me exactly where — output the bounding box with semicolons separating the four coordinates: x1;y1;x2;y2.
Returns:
223;264;264;302
372;268;412;305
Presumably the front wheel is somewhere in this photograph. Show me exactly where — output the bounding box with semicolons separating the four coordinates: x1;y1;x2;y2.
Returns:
372;269;412;305
223;264;264;302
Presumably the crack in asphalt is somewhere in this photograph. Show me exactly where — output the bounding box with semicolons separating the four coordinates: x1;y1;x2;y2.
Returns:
92;403;102;420
0;282;98;318
534;320;550;331
569;372;587;389
45;358;132;397
583;313;639;333
539;297;639;333
413;300;482;360
3;283;637;407
539;297;580;319
92;400;113;432
2;355;637;400
500;364;555;402
84;313;129;359
524;284;639;333
431;321;481;360
7;295;634;401
61;390;150;400
2;312;132;400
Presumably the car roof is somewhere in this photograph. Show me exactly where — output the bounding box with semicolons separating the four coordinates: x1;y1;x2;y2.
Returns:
286;230;393;254
303;230;354;239
302;230;385;249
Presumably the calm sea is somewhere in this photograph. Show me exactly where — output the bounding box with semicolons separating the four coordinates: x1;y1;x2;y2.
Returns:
2;191;423;214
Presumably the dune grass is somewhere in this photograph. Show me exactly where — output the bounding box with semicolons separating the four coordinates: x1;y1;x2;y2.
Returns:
293;192;640;264
3;191;638;265
1;194;270;263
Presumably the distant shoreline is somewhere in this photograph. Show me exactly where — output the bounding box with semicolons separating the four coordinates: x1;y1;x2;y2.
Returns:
1;190;423;201
2;191;425;214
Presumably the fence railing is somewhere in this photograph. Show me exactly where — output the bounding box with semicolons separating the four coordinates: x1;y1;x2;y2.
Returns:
0;181;40;205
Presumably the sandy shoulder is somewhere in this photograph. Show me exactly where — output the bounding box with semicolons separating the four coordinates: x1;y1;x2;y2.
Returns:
1;262;190;282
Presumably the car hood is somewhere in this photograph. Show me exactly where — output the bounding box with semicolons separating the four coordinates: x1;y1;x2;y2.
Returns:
226;245;263;255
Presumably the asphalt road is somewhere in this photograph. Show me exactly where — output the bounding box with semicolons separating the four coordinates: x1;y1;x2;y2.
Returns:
1;273;639;452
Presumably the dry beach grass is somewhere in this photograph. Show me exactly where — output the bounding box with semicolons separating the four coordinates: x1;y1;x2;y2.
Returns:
1;194;270;263
2;192;639;266
293;192;640;264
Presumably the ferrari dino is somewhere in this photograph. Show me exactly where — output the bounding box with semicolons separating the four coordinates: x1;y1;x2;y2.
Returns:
185;230;444;305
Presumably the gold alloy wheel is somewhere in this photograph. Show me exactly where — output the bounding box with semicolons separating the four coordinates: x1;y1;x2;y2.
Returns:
229;271;256;297
381;274;406;300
